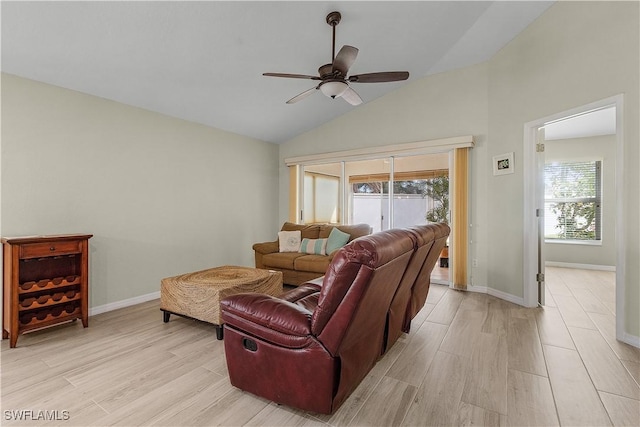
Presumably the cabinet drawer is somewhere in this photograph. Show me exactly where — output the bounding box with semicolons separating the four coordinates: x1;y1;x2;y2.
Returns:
20;241;82;259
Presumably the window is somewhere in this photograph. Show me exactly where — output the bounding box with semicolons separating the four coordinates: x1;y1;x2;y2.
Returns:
544;160;602;242
303;171;340;224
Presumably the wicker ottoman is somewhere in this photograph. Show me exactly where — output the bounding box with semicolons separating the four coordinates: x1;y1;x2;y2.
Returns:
160;265;283;339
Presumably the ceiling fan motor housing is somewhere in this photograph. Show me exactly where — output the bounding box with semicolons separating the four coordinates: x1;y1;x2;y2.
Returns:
318;64;335;78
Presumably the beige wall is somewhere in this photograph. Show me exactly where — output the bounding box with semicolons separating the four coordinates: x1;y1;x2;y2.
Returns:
1;74;280;310
279;1;639;339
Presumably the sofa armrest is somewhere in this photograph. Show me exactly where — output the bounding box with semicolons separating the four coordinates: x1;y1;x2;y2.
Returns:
221;293;313;348
253;241;279;269
253;240;279;255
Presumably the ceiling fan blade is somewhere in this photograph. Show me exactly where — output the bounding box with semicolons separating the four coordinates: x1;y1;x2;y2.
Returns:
264;73;321;80
348;71;409;83
340;86;362;106
332;45;359;76
286;86;318;104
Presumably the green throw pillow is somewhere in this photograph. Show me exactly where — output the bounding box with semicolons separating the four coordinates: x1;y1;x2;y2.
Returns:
326;228;350;254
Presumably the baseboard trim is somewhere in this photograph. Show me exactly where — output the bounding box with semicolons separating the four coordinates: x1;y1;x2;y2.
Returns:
465;284;488;294
485;287;526;306
621;332;640;349
545;261;616;272
465;283;527;306
89;291;160;316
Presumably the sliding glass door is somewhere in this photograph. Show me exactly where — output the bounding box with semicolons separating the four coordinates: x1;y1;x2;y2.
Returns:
346;154;450;230
348;158;391;232
294;152;457;285
287;137;474;289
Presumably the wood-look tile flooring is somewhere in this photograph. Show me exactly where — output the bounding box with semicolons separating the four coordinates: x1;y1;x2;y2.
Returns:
430;263;449;283
1;267;638;426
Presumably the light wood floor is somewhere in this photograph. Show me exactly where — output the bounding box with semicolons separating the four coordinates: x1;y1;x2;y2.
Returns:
1;267;639;426
430;263;449;283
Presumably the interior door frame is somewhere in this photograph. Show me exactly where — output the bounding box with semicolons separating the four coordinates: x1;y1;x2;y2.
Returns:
522;94;625;341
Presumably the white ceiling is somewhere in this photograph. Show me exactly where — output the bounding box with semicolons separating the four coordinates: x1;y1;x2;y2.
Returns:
1;1;554;144
543;106;617;140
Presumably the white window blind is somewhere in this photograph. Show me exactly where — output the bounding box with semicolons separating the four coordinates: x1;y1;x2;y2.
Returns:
544;160;602;241
303;172;339;224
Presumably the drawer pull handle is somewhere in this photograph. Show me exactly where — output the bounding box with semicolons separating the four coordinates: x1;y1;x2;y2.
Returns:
49;246;56;251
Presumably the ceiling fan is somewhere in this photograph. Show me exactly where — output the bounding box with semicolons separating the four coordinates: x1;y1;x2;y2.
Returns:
263;11;409;106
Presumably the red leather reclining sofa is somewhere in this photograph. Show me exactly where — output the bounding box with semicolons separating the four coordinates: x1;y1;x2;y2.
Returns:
220;223;450;414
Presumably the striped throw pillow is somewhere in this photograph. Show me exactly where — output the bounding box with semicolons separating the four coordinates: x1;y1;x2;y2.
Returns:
299;238;328;255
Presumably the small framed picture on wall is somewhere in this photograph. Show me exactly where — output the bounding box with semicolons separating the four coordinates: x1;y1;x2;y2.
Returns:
493;152;514;176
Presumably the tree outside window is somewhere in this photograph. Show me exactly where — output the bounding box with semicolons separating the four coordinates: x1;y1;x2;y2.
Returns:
424;176;449;224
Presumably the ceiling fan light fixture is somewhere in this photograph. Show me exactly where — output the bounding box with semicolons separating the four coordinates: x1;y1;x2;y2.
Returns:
320;81;348;98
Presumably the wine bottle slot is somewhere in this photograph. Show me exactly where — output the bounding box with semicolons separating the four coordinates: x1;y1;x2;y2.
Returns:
19;313;34;325
20;281;36;291
20;297;35;308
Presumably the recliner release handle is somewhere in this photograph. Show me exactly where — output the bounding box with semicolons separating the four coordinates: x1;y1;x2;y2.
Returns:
242;337;258;352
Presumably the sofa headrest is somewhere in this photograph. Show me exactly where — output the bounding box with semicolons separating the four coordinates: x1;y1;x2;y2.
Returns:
406;223;450;245
340;229;416;268
432;222;451;240
280;222;321;239
318;223;372;241
279;222;373;243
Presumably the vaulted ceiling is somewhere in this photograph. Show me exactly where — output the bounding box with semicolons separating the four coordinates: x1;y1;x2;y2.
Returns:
1;1;554;143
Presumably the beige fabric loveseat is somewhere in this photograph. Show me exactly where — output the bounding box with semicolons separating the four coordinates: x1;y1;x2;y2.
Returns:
253;222;372;286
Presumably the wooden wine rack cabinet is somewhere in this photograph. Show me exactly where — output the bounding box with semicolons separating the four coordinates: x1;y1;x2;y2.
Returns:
2;234;92;348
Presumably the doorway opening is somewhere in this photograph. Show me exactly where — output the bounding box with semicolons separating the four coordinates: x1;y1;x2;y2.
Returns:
523;95;624;341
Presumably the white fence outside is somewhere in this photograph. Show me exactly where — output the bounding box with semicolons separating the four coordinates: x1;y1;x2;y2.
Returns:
352;194;437;232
